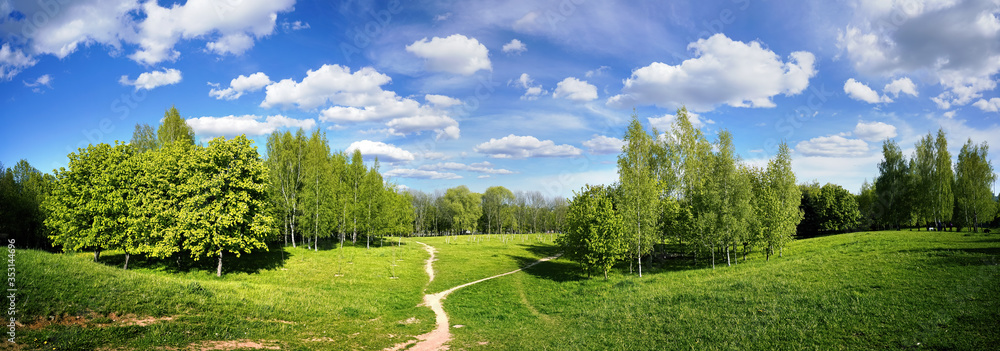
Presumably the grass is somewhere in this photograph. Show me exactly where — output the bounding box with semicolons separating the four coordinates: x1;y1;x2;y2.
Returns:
16;230;1000;350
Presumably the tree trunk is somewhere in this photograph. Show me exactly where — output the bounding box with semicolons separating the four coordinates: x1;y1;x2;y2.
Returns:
711;244;716;269
766;243;771;261
123;252;130;270
94;249;101;262
216;252;223;277
726;244;731;267
604;267;609;281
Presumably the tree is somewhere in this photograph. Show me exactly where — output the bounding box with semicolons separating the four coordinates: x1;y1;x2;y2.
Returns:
362;159;385;248
177;136;274;277
1;160;53;249
856;180;878;231
617;112;659;276
932;129;954;229
347;150;365;243
955;139;996;232
130;123;159;152
44;143;133;262
443;186;481;235
156;106;195;147
559;184;628;280
300;129;334;250
875;140;911;230
265;130;305;247
766;142;802;259
482;186;514;236
713;130;753;266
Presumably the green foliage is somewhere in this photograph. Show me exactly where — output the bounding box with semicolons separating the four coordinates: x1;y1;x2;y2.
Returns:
559;184;628;279
156;106;195;147
443;185;482;234
800;183;860;234
0;160;53;249
617;111;659;274
954;139;996;232
875;140;912;229
130;123;159;152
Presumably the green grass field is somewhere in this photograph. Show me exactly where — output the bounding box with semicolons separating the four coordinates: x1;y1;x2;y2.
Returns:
16;230;1000;350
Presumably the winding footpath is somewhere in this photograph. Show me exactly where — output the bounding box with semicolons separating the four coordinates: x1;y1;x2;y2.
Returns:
391;241;560;351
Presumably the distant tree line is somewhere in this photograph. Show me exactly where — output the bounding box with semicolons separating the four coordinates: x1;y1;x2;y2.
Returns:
859;129;998;233
408;186;568;239
560;108;803;278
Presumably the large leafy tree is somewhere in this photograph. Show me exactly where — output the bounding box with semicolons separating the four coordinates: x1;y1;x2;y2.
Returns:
178;136;274;277
482;186;514;236
713;130;753;266
559;184;627;280
765;142;801;259
443;186;482;235
300;129;335;250
955;139;996;232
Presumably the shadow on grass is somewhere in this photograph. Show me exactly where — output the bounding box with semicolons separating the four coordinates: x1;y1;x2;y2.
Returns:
506;254;587;283
899;247;1000;267
97;241;291;275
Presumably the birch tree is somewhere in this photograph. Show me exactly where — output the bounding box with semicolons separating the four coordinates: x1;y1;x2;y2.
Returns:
955;139;996;232
617;112;658;276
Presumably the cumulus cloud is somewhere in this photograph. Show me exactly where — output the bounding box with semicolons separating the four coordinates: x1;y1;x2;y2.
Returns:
209;72;271;100
346;140;416;163
186;115;316;137
837;0;1000;109
585;66;610;78
853;121;898;142
607;33;816;112
884;77;918;97
502;39;527;55
973;97;1000;112
260;64;461;138
582;135;626;155
425;94;462;107
553;77;598;101
119;68;182;90
405;34;491;75
384;168;462;180
844;78;892;103
512;73;546;100
475;134;582;158
795;135;869;157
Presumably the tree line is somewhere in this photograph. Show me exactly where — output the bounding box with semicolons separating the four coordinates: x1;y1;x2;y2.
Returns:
859;129;998;233
407;186;568;239
560;108;803;279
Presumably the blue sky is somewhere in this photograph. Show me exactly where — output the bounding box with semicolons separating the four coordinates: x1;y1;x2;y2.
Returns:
2;0;999;198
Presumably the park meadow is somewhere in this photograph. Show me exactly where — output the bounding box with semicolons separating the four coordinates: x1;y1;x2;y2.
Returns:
6;107;999;350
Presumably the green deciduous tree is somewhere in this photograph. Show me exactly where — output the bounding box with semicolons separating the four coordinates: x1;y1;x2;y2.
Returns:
875;140;912;230
617;111;659;276
156;106;195;147
955;139;996;232
559;184;627;280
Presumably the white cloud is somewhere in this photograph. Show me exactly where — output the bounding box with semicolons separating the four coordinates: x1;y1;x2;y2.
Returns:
973;97;1000;112
261;64;392;110
0;0;293;68
475;134;582;158
425;94;462;107
130;0;295;64
434;12;452;21
838;0;1000;109
585;66;610;78
795;135;870;157
186;114;316;137
607;33;816;112
346;140;416;163
648;111;714;130
419;161;516;174
386;115;460;140
582;135;626;155
513;73;546;100
844;78;892;103
209;72;271;100
0;44;37;80
405;34;491;75
281;20;310;32
553;77;598;101
119;68;182;90
853;121;898;142
23;74;53;92
502;39;527;55
883;77;918;97
384;168;462;180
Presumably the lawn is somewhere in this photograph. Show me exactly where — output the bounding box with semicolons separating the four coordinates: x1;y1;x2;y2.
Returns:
15;230;1000;350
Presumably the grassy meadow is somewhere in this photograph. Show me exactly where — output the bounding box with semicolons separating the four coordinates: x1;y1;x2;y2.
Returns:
16;230;1000;350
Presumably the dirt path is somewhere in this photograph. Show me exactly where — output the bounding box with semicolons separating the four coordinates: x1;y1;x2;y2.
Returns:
397;241;560;351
